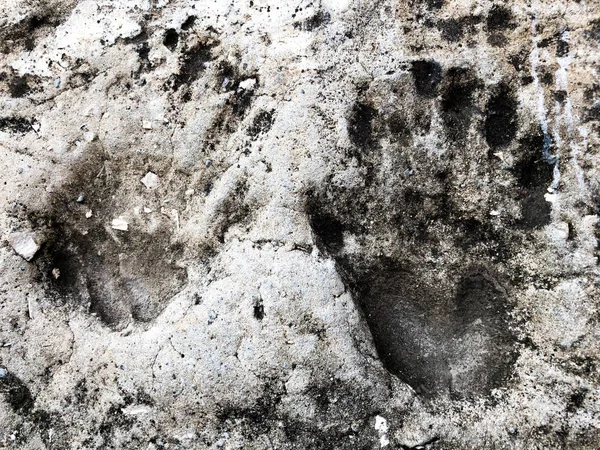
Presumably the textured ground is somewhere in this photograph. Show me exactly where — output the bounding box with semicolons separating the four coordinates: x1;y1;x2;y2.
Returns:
1;0;600;448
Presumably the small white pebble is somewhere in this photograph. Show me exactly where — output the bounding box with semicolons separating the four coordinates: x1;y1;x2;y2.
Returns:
8;232;40;261
239;78;257;90
111;217;129;231
141;172;159;190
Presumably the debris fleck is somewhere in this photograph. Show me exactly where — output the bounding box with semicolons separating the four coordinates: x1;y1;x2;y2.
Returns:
142;120;153;130
111;217;129;231
52;268;61;279
76;195;84;203
8;232;40;261
239;78;257;90
0;367;7;378
374;416;389;448
141;171;159;190
208;311;217;325
85;210;93;218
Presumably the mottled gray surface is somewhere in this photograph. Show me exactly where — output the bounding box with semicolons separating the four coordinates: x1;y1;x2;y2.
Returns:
1;0;600;448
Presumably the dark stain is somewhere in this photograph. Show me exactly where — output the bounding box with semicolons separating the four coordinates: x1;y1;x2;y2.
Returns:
216;384;283;438
486;5;513;31
584;102;600;122
567;222;576;241
1;10;68;54
247;109;275;140
508;49;529;73
484;83;517;150
217;381;376;449
9;75;31;98
212;179;251;243
584;19;600;42
538;36;554;49
556;36;569;57
437;15;482;43
253;297;265;320
440;67;480;142
31;409;69;448
513;131;555;189
163;28;179;51
231;84;254;118
181;15;197;31
0;116;33;133
513;131;554;229
567;388;588;413
553;90;567;103
387;111;411;146
347;102;378;152
131;38;152;77
410;60;442;98
521;75;534;85
540;69;554;86
307;207;345;254
172;39;219;91
488;32;508;47
98;403;135;447
293;11;331;31
416;0;443;10
0;371;34;413
438;18;463;42
213;61;257;117
520;190;552;229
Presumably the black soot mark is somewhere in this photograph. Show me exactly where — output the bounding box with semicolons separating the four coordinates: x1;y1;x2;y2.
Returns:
410;60;443;98
486;5;513;30
441;67;480;142
253;297;265;320
347;102;378;153
0;371;34;413
513;131;554;229
181;16;197;31
172;39;219;91
248;109;275;140
9;75;31;98
0;116;34;133
484;83;517;150
293;11;331;31
163;28;179;51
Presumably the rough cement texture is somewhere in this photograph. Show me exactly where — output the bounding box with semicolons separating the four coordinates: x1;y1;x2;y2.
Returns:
1;0;600;448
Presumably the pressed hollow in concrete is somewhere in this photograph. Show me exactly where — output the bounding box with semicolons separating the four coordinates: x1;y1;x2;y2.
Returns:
358;266;517;399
